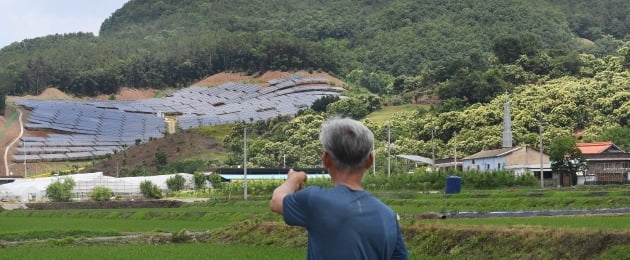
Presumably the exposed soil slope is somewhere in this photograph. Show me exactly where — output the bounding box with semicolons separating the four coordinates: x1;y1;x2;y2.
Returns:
195;71;345;87
85;131;225;176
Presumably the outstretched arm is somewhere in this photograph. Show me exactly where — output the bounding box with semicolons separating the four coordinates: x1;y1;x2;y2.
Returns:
270;169;307;214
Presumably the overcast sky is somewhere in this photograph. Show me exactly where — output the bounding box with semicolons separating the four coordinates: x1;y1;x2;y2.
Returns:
0;0;129;48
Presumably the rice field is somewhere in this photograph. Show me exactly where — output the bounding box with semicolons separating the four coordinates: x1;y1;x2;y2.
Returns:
1;187;629;259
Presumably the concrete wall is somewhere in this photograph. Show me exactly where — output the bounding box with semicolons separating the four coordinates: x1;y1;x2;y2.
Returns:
463;156;506;172
505;147;549;166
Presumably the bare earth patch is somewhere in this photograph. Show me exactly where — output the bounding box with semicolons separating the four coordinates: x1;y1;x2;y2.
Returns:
10;87;73;100
195;70;345;87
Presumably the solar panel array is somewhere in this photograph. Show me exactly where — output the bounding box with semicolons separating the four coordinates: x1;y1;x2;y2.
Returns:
14;76;343;163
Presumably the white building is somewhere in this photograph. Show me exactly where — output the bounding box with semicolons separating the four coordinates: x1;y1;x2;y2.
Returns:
0;172;194;202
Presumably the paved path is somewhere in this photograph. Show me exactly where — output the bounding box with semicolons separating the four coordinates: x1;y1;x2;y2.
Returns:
4;110;23;176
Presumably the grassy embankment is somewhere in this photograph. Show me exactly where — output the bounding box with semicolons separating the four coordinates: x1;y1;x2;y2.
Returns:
366;104;428;122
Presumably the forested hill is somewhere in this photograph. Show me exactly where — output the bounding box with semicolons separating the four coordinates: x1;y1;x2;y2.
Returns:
0;0;628;97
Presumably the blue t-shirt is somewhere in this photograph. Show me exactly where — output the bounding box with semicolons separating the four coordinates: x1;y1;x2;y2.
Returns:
283;185;408;260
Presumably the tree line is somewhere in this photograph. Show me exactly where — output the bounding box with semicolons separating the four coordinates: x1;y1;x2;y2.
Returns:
0;0;627;97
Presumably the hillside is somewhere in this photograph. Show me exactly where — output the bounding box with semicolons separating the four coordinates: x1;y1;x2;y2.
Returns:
85;131;225;176
1;0;627;98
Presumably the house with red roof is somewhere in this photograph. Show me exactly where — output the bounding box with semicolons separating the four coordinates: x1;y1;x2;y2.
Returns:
576;141;630;184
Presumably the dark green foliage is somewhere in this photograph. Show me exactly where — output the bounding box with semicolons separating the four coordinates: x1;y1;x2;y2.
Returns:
598;126;630;151
310;95;339;112
154;150;168;170
599;245;630;260
139;180;163;199
209;173;223;189
0;0;589;97
45;178;76;202
493;34;543;64
345;70;393;94
0;91;5;112
193;172;206;189
549;135;586;186
548;0;630;40
166;174;186;192
326;97;370;119
362;169;537;190
90;186;113;201
162;160;206;174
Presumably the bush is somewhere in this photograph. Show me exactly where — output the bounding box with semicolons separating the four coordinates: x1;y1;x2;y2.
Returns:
45;178;76;202
360;169;537;191
90;186;113;201
209;173;223;188
193;172;206;189
166;174;186;191
140;180;163;199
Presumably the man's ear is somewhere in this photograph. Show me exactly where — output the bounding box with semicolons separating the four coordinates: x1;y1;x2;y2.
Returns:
322;151;333;169
364;153;374;169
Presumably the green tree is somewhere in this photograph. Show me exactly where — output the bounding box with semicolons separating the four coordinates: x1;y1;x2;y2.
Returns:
326;97;369;119
549;135;586;186
0;91;5;113
139;180;163;199
166;174;186;191
193;172;206;189
154;149;168;170
598;126;630;151
45;178;76;202
311;95;340;112
90;186;113;201
208;173;223;189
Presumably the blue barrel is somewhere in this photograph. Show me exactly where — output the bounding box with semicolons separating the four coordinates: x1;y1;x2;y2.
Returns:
445;176;461;194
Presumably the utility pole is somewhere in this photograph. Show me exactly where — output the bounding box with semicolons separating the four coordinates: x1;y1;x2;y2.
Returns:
23;140;27;177
243;127;248;200
387;123;391;177
538;113;544;189
372;141;376;175
283;154;286;168
431;124;435;171
453;131;457;171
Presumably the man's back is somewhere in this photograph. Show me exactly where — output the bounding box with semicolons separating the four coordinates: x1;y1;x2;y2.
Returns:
283;185;408;260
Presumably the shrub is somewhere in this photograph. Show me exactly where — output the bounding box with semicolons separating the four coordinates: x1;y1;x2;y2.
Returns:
90;186;113;201
140;180;163;199
193;172;206;189
209;173;223;188
172;229;192;243
45;178;76;202
166;174;186;191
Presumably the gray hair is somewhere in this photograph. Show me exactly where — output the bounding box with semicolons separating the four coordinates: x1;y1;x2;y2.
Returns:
319;117;374;171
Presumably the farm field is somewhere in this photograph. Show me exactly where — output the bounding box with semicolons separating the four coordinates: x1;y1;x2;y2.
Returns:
0;243;305;260
415;215;630;230
2;188;630;259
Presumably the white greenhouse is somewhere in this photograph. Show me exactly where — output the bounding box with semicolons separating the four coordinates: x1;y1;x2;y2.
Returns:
0;172;195;202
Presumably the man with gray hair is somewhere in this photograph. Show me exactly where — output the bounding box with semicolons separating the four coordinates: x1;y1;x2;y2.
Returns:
271;117;408;260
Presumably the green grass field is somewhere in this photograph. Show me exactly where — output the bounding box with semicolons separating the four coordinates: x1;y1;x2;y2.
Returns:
366;104;427;122
0;243;305;260
2;187;630;259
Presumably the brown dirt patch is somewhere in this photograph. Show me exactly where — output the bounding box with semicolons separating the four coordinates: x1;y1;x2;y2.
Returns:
95;87;159;100
1;107;23;177
10;88;73;100
86;131;225;176
195;70;345;88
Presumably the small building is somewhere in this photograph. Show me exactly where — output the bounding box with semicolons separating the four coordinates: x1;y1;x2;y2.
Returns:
576;142;630;184
395;155;434;173
432;158;463;172
462;146;551;176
